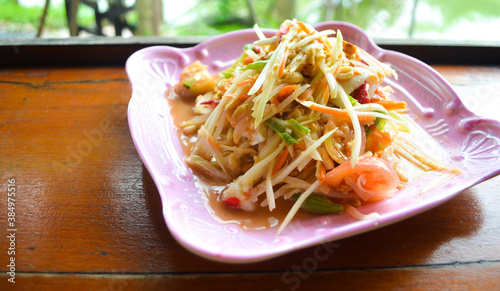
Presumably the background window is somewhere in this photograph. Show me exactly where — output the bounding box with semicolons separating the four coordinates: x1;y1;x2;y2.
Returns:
1;0;499;42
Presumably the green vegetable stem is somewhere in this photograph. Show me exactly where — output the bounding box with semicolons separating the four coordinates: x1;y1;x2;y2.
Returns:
292;193;344;214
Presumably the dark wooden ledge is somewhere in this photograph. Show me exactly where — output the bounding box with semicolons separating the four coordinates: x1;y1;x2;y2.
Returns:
2;36;500;67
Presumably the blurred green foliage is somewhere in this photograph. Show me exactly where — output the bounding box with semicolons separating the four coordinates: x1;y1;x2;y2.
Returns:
420;0;500;33
0;0;103;35
0;0;499;39
163;0;405;36
163;0;500;39
0;0;66;30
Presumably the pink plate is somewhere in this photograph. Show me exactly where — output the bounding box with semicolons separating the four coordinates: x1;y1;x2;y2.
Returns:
126;22;500;263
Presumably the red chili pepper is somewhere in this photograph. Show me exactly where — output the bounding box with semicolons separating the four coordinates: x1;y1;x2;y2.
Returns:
199;100;220;106
223;197;240;208
359;59;369;66
278;23;290;43
351;82;370;104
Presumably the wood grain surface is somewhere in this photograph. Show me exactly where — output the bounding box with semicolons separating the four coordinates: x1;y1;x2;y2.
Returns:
0;66;499;290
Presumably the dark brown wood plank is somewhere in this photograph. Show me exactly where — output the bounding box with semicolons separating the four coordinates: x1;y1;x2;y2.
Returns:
1;262;498;290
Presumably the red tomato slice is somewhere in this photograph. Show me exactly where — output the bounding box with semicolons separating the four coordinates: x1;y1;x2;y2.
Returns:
324;156;400;200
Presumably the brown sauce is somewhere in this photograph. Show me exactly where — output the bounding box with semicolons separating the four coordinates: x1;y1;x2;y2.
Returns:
166;89;315;230
199;182;314;230
166;87;198;154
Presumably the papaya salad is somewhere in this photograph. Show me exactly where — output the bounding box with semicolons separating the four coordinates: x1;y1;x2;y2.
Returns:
171;20;458;234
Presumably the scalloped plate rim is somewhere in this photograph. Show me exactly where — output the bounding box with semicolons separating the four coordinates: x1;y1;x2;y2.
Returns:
126;21;500;263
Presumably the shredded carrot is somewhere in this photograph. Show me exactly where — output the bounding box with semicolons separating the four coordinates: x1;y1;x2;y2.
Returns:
373;100;407;111
243;56;253;65
298;87;313;101
226;93;250;100
311;78;327;101
323;86;329;105
278;48;289;78
272;147;289;175
237;79;254;86
207;133;222;150
306;102;376;123
332;63;341;76
277;85;298;101
297;21;310;34
318;164;326;182
295;141;307;151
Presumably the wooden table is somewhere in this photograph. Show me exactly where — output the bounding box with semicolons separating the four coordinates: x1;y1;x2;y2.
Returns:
1;64;499;290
